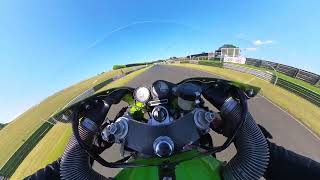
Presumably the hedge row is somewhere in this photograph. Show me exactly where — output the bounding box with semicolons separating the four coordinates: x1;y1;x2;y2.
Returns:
0;123;7;130
112;65;126;70
113;62;154;70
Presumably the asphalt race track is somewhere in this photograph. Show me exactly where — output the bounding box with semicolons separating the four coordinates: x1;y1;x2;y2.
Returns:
93;65;320;177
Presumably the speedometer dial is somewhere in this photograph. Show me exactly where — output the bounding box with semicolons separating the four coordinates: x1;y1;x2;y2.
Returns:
134;87;151;103
152;80;170;99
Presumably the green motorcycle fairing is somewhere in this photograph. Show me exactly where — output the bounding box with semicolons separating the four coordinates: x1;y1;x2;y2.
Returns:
116;150;222;180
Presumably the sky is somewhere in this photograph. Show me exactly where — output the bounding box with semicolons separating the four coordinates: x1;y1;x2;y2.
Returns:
0;0;319;123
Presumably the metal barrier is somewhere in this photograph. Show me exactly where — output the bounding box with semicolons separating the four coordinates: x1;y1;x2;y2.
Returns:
246;58;320;86
223;63;274;82
275;78;320;106
222;63;320;107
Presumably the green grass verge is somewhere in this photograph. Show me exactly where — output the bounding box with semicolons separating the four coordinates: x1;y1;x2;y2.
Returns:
172;64;320;137
10;123;72;180
0;122;53;177
179;60;190;64
10;66;152;179
235;63;320;94
198;60;223;67
0;66;140;170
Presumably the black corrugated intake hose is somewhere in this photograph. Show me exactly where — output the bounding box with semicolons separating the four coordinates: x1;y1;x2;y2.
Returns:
221;98;269;180
60;121;109;180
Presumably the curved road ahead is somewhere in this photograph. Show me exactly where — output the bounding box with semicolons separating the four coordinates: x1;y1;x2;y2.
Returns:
94;65;320;177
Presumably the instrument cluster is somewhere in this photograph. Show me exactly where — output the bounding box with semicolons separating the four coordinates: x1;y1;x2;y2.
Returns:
133;80;171;104
132;80;204;126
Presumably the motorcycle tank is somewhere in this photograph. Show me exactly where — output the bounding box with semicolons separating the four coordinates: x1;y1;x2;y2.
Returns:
115;151;222;180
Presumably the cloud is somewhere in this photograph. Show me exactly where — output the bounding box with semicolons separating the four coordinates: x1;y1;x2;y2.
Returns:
253;40;273;46
244;47;257;51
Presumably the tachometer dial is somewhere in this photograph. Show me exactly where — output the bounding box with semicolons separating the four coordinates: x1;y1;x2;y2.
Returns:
134;87;151;103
